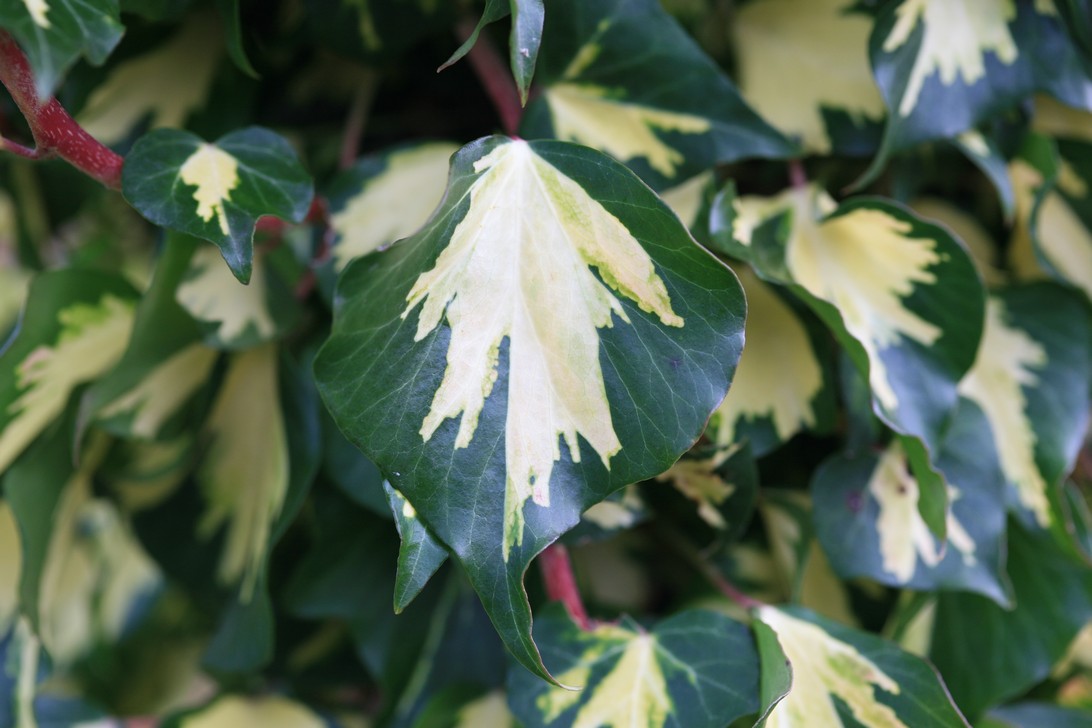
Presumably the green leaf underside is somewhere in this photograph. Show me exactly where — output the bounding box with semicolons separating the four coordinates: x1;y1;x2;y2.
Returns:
122;127;314;284
507;606;759;727
315;136;745;680
863;0;1092;183
521;0;793;190
0;0;123;98
758;606;968;727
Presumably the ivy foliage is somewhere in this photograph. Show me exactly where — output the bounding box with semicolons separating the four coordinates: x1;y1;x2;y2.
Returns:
0;0;1091;725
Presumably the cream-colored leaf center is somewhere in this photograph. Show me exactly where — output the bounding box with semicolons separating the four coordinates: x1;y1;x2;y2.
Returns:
177;245;276;343
179;143;240;236
23;0;50;27
883;0;1018;117
958;297;1049;525
403;140;683;558
545;83;711;177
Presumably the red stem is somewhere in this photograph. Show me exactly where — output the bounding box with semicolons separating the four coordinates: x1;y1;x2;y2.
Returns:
0;33;124;189
456;19;523;137
788;159;807;190
539;543;592;630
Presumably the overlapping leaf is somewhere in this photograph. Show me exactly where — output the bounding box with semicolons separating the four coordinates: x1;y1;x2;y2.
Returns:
440;0;544;105
314;136;746;680
508;606;760;727
863;0;1092;183
383;481;448;613
520;0;793;190
122;127;313;284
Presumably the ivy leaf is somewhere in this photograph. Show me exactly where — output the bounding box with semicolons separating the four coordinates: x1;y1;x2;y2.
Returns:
314;136;745;680
327;142;458;273
383;481;449;613
956;286;1091;530
0;269;138;474
812;398;1012;604
122;127;314;284
0;0;124;98
508;606;760;727
985;702;1092;728
655;442;758;539
440;0;543;106
714;186;986;536
163;694;328;727
951;130;1016;222
733;0;884;155
520;0;793;190
215;0;258;78
861;0;1092;185
757;606;968;726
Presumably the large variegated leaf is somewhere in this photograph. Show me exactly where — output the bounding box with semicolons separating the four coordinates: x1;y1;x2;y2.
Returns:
122;127;314;284
708;266;833;456
327;142;458;272
0;0;123;98
956;287;1091;529
713;185;985;535
520;0;793;190
508;606;760;727
862;0;1092;184
0;270;138;473
812;399;1011;604
76;13;223;145
757;606;968;727
734;0;884;154
314;136;746;680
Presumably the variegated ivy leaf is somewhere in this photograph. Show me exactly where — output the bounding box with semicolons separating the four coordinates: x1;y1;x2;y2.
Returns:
862;0;1092;185
196;344;288;599
440;0;544;105
708;266;832;456
77;13;223;145
520;0;793;190
573;484;648;541
314;136;745;680
122;127;314;284
5;428;161;666
712;185;985;536
734;0;884;155
957;287;1091;529
911;197;1005;287
507;606;760;728
176;244;299;349
383;481;448;613
812;400;1011;604
0;0;123;98
327;142;458;272
951;129;1016;221
757;606;968;727
0;270;138;474
165;694;328;727
655;442;758;539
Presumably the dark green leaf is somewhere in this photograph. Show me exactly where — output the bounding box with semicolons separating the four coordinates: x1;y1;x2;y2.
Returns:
215;0;258;78
384;482;449;614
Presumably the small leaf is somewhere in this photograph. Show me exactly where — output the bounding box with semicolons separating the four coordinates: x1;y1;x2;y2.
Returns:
215;0;258;78
384;481;448;613
951;129;1016;221
315;136;745;680
757;606;968;727
123;127;314;283
0;0;124;98
508;606;760;727
521;0;793;189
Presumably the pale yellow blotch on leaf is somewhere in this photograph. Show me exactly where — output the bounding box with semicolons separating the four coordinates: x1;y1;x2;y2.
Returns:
177;245;277;343
331;143;458;271
656;447;737;529
23;0;49;27
99;344;218;439
659;171;713;230
735;0;884;153
583;485;644;530
713;267;823;448
0;295;136;473
1009;160;1092;301
545;83;711;177
911;197;1004;287
956;129;990;157
777;185;942;411
179;143;240;236
78;16;222;145
539;626;675;728
1033;95;1092;143
758;607;907;728
869;441;976;582
455;691;516;728
180;695;325;728
109;438;192;513
402;140;683;558
883;0;1017;117
958;297;1050;525
197;345;288;599
897;597;937;657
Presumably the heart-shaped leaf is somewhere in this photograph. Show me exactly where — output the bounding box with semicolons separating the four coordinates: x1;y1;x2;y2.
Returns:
314;136;745;680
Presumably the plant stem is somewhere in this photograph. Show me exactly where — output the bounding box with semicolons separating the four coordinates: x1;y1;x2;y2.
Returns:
339;68;380;170
788;159;807;190
539;543;592;630
0;33;124;189
456;18;523;137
